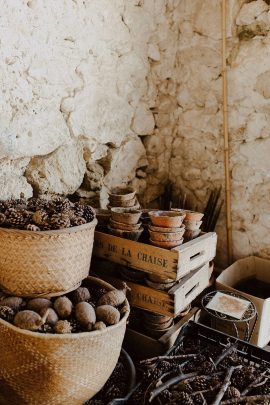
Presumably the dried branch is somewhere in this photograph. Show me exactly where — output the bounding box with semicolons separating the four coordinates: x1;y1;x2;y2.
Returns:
149;372;198;403
140;354;197;366
214;344;237;367
212;366;240;405
221;394;270;404
241;371;268;396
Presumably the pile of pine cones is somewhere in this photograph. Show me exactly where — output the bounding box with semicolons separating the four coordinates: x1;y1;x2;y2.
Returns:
129;336;270;404
0;196;95;231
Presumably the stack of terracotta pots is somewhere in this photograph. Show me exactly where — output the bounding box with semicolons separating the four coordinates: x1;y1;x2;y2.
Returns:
107;188;143;241
147;210;186;249
182;210;204;241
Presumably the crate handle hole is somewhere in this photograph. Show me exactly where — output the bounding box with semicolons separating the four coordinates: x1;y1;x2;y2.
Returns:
185;283;199;298
190;251;205;262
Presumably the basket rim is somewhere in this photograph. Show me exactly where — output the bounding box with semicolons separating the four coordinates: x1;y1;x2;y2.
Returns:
0;276;130;339
0;218;98;236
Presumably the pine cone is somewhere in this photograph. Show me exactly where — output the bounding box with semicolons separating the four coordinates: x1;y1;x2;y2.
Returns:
72;202;84;217
193;393;206;405
69;318;81;333
70;216;87;227
174;392;194;405
225;386;241;399
231;369;246;391
199;360;215;374
176;380;193;394
192;376;209;391
50;213;71;229
48;197;71;214
27;197;47;212
39;324;53;333
32;209;49;225
0;201;8;213
5;208;32;228
0;213;6;225
255;383;270;395
0;306;15;322
25;224;41;231
83;205;95;222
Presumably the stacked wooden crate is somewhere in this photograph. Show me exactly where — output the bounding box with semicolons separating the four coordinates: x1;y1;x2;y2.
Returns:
92;230;217;356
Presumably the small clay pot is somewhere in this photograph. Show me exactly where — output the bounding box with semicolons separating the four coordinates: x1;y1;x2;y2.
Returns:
145;278;175;291
184;229;200;241
144;318;173;330
144;322;175;339
110;208;142;224
149;238;184;249
148;211;186;228
179;210;204;221
95;209;111;225
109;219;142;231
109;196;137;208
149;227;185;242
108;187;136;202
143;312;172;323
147;273;174;284
149;224;184;233
184;220;202;231
108;225;143;241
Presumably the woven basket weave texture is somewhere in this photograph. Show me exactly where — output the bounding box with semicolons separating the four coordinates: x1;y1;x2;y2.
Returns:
0;219;97;296
0;276;130;405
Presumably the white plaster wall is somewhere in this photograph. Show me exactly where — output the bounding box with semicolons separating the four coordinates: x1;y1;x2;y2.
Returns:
0;0;164;203
168;0;270;266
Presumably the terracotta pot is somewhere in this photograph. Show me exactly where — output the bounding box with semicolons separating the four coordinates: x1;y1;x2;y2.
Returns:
145;278;175;291
148;210;186;228
108;187;136;202
108;202;140;211
149;238;184;249
149;228;185;242
147;273;174;283
179;210;204;221
95;209;111;225
184;220;202;230
144;322;175;339
184;229;201;240
108;225;143;241
109;219;142;231
110;208;142;225
149;224;184;233
109;197;137;208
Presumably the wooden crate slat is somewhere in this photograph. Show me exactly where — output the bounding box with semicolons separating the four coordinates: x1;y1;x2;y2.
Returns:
94;231;179;279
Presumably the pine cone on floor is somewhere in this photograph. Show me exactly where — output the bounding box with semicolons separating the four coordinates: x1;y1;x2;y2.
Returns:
0;306;15;322
32;209;49;226
0;213;6;225
5;208;32;228
83;205;95;222
174;392;194;405
25;224;41;231
192;376;209;391
225;386;241;399
50;213;71;229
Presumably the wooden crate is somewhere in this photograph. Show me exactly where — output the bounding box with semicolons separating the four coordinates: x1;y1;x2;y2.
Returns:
93;231;217;281
94;262;210;317
123;307;200;359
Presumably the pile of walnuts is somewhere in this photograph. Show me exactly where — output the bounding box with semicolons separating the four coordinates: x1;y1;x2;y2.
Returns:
0;282;128;334
0;196;95;231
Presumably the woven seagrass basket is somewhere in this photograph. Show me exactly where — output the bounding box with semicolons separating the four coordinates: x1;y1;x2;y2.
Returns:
0;276;130;405
0;219;97;296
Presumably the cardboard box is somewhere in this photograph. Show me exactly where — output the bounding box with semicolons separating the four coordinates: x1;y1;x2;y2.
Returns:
216;256;270;347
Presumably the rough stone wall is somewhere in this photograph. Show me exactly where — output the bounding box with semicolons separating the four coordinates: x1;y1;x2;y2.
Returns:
0;0;165;205
167;0;270;266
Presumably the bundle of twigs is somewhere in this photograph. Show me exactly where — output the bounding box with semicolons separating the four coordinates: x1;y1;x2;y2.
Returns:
201;187;224;232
